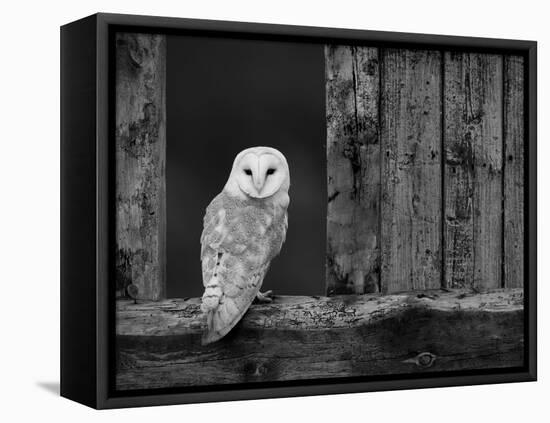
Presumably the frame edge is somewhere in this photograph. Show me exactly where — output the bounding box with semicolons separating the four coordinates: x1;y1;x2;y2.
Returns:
60;13;99;409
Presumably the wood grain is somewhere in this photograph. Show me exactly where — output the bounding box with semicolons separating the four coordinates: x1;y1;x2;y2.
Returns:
115;33;167;300
116;290;524;390
325;45;380;295
380;49;442;293
444;53;503;289
504;55;525;288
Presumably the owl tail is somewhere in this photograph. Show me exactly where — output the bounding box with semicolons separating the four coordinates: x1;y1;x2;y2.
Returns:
201;299;249;345
202;312;223;345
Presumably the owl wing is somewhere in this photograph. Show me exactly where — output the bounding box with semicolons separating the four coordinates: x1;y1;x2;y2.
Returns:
200;198;272;345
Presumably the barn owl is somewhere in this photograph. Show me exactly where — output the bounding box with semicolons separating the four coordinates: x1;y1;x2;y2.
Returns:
200;147;290;344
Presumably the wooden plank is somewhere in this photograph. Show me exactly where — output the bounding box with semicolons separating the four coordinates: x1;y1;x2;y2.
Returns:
115;33;167;300
116;289;524;390
442;52;474;288
325;45;380;295
380;49;442;293
504;55;525;288
444;53;503;289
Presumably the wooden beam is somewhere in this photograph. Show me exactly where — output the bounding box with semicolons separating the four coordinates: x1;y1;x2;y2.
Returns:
116;289;524;390
444;53;503;289
325;45;380;295
380;49;443;293
115;33;167;300
503;55;525;288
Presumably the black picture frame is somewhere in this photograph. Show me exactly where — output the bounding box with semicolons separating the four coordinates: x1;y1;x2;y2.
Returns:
61;12;537;409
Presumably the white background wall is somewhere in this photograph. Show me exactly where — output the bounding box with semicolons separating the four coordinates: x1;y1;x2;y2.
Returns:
1;0;546;420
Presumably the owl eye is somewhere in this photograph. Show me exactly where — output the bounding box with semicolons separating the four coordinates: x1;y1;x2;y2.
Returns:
266;168;276;176
244;169;252;176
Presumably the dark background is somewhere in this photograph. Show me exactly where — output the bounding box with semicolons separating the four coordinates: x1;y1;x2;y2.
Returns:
166;35;326;298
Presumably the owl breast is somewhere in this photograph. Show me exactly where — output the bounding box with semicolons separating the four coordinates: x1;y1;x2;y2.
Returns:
200;192;288;290
220;193;287;258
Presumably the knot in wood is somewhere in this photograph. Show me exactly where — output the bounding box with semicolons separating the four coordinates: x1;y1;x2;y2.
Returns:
403;352;437;368
126;284;139;300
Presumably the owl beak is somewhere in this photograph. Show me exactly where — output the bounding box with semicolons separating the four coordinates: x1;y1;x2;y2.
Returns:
253;174;264;192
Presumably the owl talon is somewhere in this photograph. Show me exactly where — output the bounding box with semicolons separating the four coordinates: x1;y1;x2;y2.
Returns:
255;290;274;303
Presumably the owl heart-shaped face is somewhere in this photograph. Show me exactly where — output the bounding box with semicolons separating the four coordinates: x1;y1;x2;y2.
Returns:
229;147;290;199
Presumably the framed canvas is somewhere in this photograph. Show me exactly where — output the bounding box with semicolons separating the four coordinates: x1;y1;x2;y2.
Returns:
60;13;537;409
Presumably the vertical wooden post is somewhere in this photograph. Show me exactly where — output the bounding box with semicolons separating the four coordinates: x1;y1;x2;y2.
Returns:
504;56;524;288
443;53;503;290
325;45;380;295
115;33;167;301
380;49;442;293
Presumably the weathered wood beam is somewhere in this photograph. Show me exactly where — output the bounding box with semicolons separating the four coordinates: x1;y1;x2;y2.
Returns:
504;55;525;288
444;53;503;289
116;289;524;390
380;49;443;292
115;33;167;300
325;45;380;295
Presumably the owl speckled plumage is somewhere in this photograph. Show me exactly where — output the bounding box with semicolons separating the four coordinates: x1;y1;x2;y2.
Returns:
200;147;290;344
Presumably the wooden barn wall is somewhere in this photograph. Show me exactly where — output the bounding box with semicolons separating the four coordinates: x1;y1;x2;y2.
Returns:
325;46;525;295
325;46;380;295
115;33;167;301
